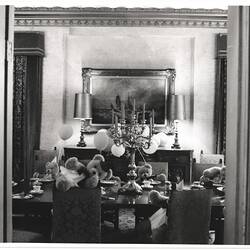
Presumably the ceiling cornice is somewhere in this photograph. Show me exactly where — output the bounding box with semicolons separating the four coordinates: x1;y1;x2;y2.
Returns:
14;7;228;28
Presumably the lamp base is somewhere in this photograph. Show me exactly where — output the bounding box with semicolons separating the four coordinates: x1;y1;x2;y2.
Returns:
118;180;142;195
77;141;86;147
171;143;181;149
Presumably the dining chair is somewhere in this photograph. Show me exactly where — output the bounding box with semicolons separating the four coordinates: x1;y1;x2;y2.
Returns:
33;149;57;176
200;150;224;165
51;186;101;243
164;189;212;244
138;161;168;177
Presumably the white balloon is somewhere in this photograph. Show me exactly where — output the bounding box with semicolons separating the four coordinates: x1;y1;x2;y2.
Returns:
143;140;158;154
97;129;108;134
152;134;161;146
157;132;169;147
94;130;109;151
103;137;114;152
142;125;150;137
58;124;73;140
111;144;125;157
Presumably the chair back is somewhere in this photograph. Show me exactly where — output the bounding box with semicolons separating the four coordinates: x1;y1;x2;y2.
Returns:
167;189;212;244
51;187;101;243
138;161;168;177
33;149;57;175
200;150;224;165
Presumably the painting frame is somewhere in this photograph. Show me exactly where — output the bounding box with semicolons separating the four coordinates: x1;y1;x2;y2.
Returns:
82;68;176;128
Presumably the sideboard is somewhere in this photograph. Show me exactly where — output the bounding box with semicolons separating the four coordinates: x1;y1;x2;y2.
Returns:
64;146;193;184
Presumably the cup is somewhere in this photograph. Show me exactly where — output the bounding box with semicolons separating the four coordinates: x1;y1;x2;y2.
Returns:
33;185;41;192
143;180;151;187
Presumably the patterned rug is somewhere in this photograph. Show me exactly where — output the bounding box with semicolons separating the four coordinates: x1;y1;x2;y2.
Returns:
119;208;135;231
101;208;137;243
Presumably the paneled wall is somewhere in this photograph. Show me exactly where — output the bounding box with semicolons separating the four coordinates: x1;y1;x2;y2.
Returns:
14;25;226;159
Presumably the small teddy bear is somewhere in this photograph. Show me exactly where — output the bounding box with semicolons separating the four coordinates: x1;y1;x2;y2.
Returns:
136;163;153;185
87;154;121;183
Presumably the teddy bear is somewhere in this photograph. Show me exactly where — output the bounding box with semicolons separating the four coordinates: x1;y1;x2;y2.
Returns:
55;156;94;192
199;165;226;187
86;154;121;182
55;154;121;192
136;163;153;185
136;163;168;187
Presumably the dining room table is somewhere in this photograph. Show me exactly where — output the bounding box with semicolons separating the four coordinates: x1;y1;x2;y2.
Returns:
12;179;225;243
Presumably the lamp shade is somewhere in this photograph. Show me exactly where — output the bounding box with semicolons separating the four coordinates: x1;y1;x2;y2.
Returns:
167;94;186;121
74;93;92;119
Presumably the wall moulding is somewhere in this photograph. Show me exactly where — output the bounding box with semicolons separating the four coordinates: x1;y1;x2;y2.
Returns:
14;7;228;28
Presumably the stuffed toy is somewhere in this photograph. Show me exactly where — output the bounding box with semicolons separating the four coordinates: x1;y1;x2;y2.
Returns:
199;165;226;186
55;156;97;192
45;161;59;179
55;154;121;192
86;154;121;183
136;163;153;184
155;173;167;184
149;190;168;208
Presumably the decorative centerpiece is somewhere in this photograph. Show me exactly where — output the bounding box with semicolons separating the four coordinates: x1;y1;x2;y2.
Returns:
108;99;158;195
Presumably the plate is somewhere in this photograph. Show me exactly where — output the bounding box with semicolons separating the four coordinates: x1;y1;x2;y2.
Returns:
39;178;54;182
12;181;18;187
141;185;153;190
100;180;116;186
30;189;44;195
30;177;40;181
150;181;161;186
12;193;33;199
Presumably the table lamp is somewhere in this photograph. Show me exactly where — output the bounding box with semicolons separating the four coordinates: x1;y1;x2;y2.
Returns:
74;93;92;147
167;94;186;149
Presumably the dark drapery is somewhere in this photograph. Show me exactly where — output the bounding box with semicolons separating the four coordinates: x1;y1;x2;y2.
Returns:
12;32;44;182
214;34;227;156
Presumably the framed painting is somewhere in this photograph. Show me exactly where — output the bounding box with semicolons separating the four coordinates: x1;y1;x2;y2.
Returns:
82;68;176;127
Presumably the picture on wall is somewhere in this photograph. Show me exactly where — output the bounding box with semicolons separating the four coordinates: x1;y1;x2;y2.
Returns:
82;68;175;127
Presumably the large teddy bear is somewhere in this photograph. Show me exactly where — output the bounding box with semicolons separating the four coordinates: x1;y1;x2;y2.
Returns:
55;154;120;192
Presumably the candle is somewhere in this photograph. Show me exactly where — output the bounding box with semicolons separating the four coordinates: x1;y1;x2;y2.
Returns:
149;117;152;140
152;109;155;127
142;103;145;124
111;109;114;124
115;115;118;131
133;99;136;113
121;103;125;120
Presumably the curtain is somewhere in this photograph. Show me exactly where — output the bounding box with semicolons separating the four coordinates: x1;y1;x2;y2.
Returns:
215;34;227;156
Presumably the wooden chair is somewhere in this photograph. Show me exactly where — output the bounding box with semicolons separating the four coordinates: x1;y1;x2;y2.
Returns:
164;189;212;244
51;186;101;243
138;161;168;177
33;149;57;176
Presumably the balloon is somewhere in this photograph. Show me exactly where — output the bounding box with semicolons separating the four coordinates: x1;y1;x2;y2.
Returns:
157;132;169;147
152;134;161;146
143;140;158;154
103;137;114;152
111;144;125;157
97;129;108;134
58;124;73;141
142;125;150;137
94;130;109;151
